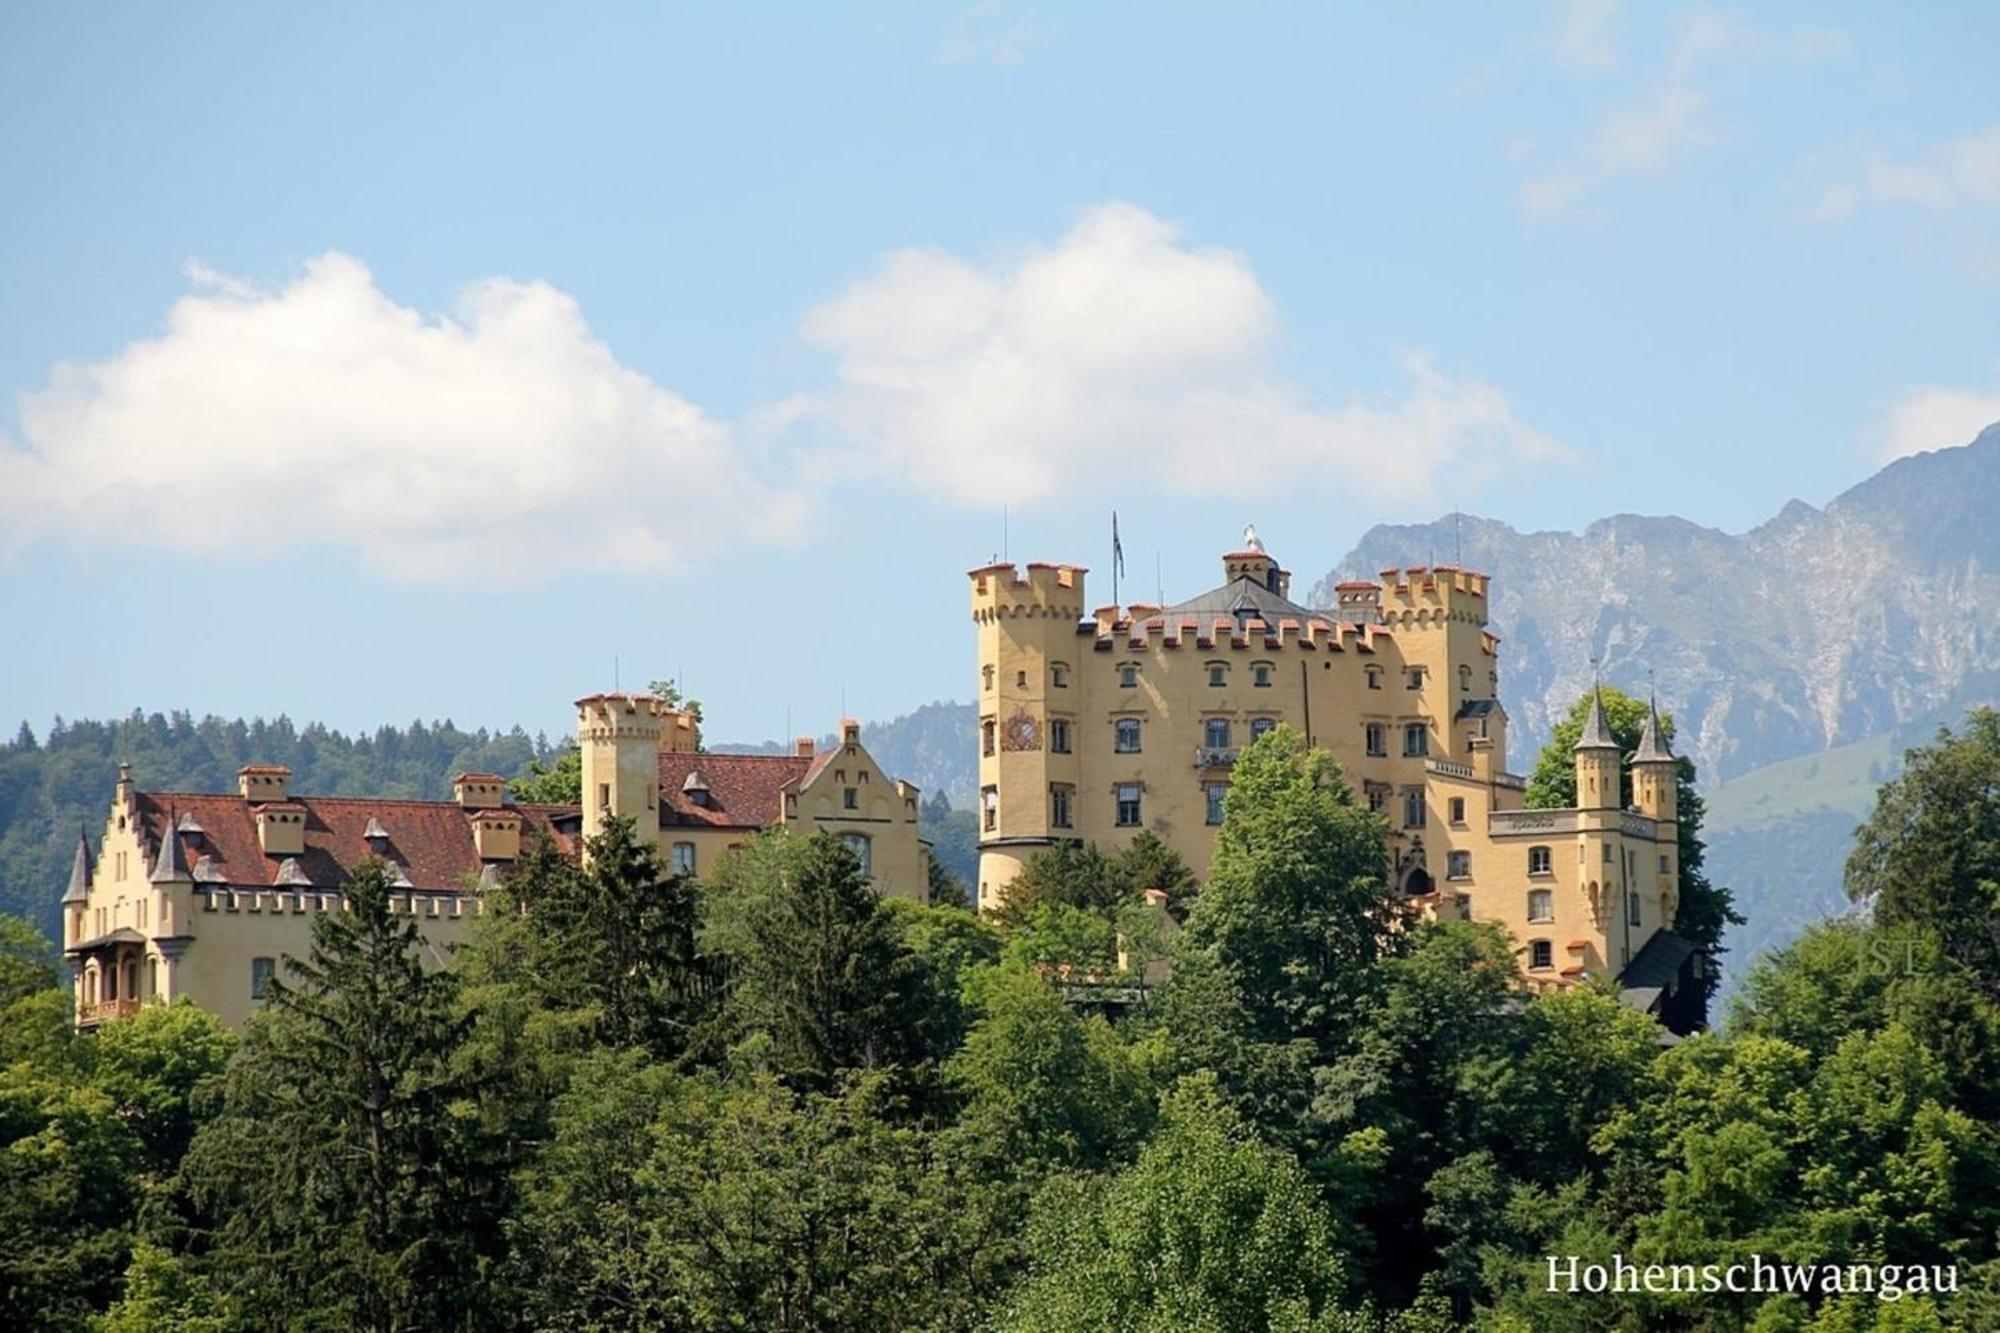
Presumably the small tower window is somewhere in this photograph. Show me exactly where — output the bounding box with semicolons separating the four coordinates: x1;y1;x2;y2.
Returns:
983;664;995;691
1016;670;1028;689
597;783;611;810
1115;718;1142;754
981;786;998;832
981;719;997;757
1365;722;1387;757
1528;845;1552;876
1051;662;1070;688
1459;664;1472;692
1050;719;1072;754
1659;853;1670;874
1528;939;1553;971
1528;889;1553;922
1402;723;1429;757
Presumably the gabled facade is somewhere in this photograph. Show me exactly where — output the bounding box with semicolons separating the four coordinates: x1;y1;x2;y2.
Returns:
63;763;579;1030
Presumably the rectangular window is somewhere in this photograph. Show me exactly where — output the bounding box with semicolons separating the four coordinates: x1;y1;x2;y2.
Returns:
1050;719;1072;754
1365;722;1387;757
1206;783;1226;825
1253;664;1272;688
1120;664;1139;688
1366;667;1382;690
1050;785;1073;829
1447;850;1470;879
1406;667;1424;690
1629;892;1643;926
841;832;872;878
1051;663;1069;688
1204;718;1231;749
1528;889;1553;923
1604;844;1614;863
1449;797;1465;824
1208;664;1226;687
982;718;996;756
1250;717;1275;742
1659;853;1670;873
981;786;998;832
1365;783;1387;813
843;787;858;809
1115;784;1142;827
1402;788;1426;829
1403;723;1429;757
1528;846;1552;876
672;842;697;875
1529;939;1553;971
597;783;611;810
250;956;276;1001
1115;718;1142;753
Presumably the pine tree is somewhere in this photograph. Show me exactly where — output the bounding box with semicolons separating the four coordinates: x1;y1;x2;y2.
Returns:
184;861;507;1330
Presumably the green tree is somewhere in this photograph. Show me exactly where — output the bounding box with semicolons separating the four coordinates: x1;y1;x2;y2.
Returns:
183;860;508;1331
1525;686;1740;1016
999;1074;1361;1332
991;840;1120;926
0;911;59;1006
1847;708;2000;994
95;1243;225;1333
80;1004;233;1182
1162;725;1397;1126
703;832;940;1094
0;1068;140;1330
1106;829;1198;921
508;741;581;804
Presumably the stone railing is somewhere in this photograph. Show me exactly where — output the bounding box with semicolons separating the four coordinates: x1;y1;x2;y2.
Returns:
1490;808;1578;835
77;997;141;1026
1192;746;1241;769
1426;759;1476;780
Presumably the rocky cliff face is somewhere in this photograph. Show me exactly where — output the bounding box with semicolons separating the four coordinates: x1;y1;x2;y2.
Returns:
1308;423;2000;782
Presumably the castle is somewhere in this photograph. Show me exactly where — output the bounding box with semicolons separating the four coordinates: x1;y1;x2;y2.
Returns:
971;530;1700;1027
60;528;1702;1034
60;699;928;1029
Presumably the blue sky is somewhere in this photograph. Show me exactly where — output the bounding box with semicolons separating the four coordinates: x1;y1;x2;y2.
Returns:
3;2;1997;748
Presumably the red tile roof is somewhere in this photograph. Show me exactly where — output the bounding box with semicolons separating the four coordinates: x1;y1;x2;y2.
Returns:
133;791;580;892
657;752;813;828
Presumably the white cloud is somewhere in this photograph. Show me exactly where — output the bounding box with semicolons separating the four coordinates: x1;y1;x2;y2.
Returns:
1876;375;2000;462
0;254;804;581
1549;0;1622;73
1520;8;1848;219
782;203;1572;507
938;0;1058;67
1809;125;2000;221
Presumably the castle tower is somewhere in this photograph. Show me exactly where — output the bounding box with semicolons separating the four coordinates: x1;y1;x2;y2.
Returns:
576;692;666;844
1572;687;1622;811
1632;698;1678;824
969;561;1086;912
1376;565;1495;741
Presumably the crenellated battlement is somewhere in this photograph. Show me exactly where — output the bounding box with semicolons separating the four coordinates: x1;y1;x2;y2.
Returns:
969;561;1087;623
1375;565;1490;628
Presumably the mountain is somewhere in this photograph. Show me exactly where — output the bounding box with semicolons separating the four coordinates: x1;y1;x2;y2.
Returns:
1309;422;2000;996
1308;423;2000;783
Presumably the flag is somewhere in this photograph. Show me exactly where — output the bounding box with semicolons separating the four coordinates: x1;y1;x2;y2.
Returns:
1112;511;1125;580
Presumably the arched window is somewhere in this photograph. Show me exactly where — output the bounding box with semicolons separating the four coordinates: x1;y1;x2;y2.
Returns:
1252;662;1273;688
1115;718;1142;753
1207;662;1228;687
981;718;997;757
840;832;872;879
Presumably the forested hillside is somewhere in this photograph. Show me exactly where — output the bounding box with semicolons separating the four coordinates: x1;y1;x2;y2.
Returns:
0;713;560;932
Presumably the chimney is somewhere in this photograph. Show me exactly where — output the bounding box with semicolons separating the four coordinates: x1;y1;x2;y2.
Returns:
255;804;305;856
841;718;861;747
794;736;816;757
453;772;504;809
469;808;521;861
238;764;291;803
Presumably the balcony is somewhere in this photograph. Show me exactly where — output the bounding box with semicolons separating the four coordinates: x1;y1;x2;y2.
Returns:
76;997;141;1027
1193;746;1241;769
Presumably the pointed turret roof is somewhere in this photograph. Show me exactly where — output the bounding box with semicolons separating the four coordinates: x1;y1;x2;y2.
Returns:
1573;687;1620;752
150;809;191;882
1634;698;1675;764
62;828;93;905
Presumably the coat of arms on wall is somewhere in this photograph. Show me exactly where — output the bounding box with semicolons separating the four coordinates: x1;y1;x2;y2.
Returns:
1000;708;1042;752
